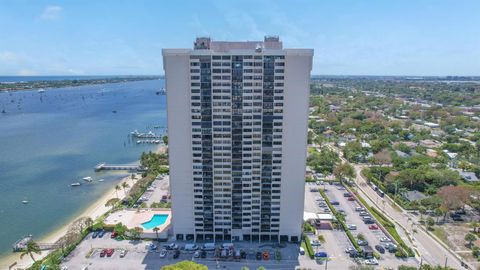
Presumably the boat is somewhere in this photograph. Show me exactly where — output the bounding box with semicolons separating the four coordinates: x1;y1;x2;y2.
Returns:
38;89;45;93
70;182;81;187
83;176;93;182
98;179;105;182
22;200;29;204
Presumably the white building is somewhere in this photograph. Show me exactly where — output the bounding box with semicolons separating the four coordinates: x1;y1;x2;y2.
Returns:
163;36;313;242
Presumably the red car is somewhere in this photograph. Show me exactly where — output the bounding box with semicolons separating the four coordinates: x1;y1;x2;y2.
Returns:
100;249;107;257
110;231;118;238
369;224;379;230
347;197;355;201
106;248;115;257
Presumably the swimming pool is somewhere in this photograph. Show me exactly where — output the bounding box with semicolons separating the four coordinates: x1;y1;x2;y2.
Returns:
141;214;169;229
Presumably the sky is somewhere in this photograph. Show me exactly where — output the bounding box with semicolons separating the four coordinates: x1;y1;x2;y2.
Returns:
0;0;479;76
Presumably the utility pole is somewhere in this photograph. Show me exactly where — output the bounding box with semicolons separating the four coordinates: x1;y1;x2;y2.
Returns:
444;256;448;268
324;256;328;270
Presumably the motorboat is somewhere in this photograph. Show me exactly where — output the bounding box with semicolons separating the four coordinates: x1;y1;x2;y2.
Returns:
83;176;93;182
71;182;81;187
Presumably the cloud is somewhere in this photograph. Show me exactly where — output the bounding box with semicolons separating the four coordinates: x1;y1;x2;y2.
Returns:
41;5;63;21
0;51;20;63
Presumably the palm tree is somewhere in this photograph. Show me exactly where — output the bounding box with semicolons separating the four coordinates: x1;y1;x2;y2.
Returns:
153;227;160;240
130;173;136;185
105;198;120;211
121;182;130;197
115;185;121;199
20;241;41;262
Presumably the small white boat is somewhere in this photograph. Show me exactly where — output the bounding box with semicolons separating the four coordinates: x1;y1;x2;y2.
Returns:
71;182;81;187
22;200;29;204
83;176;93;182
38;89;45;93
98;179;105;182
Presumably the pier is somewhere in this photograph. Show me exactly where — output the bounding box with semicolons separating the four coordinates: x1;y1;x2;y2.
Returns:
94;163;146;172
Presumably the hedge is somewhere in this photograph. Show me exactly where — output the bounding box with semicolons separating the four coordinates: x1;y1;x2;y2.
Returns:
303;234;315;259
348;186;415;257
319;189;361;252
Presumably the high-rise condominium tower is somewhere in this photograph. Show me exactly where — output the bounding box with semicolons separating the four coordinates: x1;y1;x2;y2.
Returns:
163;36;313;242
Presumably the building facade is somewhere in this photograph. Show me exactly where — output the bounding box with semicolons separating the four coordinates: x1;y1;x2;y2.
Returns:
163;36;313;242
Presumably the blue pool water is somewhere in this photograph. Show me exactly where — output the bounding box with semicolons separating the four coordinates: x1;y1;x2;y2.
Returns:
141;214;169;229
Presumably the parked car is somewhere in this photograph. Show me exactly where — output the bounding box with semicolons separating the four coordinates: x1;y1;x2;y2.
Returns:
355;207;365;212
110;231;118;238
299;247;305;255
193;251;200;258
184;244;199;251
364;219;374;224
119;249;127;258
362;216;372;220
106;248;114;257
165;243;179;250
256;251;262;260
159;250;167;258
262;251;270;260
347;224;357;230
314;252;328;258
365;258;379;265
173;250;180;259
311;240;321;246
92;231;99;238
359;211;369;216
375;245;385;254
99;249;107;257
343;192;352;197
330;201;340;205
357;240;368;246
200;250;207;258
349;250;360;258
345;247;355;253
380;237;391;242
201;243;215;251
97;230;106;238
347;197;355;201
368;224;379;230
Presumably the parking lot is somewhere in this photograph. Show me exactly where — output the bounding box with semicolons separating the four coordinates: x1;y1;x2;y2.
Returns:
304;183;355;269
61;232;303;270
137;175;170;207
322;182;418;269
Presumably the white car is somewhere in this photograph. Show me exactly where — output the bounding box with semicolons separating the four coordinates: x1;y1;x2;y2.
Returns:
347;224;357;230
159;250;167;258
193;251;200;258
365;258;379;265
380;237;391;242
311;240;321;246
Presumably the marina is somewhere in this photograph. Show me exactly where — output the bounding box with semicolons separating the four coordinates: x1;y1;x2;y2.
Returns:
94;163;145;172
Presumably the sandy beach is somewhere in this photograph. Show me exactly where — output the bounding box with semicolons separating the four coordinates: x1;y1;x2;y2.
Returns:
0;175;136;270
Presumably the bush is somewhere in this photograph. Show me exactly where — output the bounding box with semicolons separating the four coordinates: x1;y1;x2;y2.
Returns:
303;234;315;259
395;247;408;258
304;222;316;233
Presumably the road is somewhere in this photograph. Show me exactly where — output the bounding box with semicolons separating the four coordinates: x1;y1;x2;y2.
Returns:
324;143;467;269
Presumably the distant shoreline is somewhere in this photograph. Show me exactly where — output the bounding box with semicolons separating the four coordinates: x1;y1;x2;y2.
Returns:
0;76;162;92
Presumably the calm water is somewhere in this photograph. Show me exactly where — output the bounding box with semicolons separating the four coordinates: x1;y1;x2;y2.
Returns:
0;79;166;259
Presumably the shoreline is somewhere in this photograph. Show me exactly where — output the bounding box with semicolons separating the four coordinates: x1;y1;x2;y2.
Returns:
0;174;136;269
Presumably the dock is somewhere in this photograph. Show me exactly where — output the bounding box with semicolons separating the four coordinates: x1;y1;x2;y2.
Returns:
12;235;59;252
94;163;146;172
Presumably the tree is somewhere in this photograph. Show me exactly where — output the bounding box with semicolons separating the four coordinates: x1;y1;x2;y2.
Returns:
373;149;392;165
121;182;130;196
115;185;121;198
161;260;207;270
471;221;479;233
162;135;168;145
257;267;266;270
105;198;120;211
465;233;477;248
153;227;160;240
71;217;93;234
418;206;427;220
114;223;127;237
129;226;143;240
426;217;435;229
130;173;136;185
333;163;356;183
437;186;471;214
20;241;41;262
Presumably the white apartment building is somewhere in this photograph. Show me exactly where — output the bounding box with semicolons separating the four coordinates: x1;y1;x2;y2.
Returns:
163;36;313;242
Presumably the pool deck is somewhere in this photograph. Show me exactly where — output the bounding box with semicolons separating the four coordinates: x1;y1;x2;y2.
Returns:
104;209;171;238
